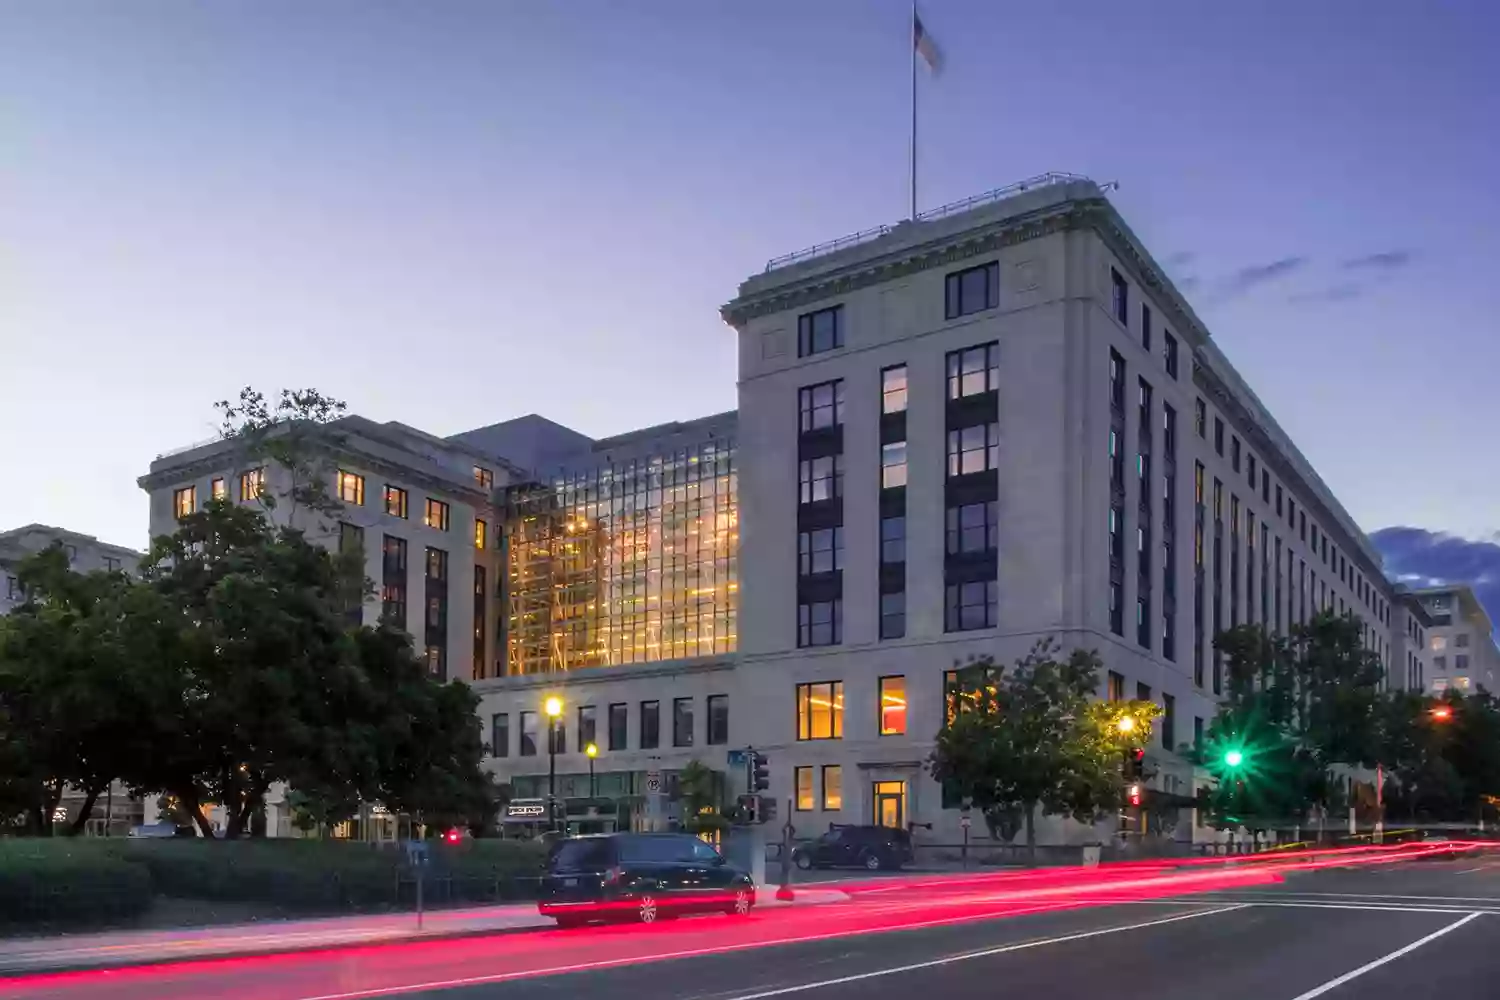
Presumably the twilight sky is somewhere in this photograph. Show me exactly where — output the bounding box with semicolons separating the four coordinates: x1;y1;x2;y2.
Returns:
2;0;1497;572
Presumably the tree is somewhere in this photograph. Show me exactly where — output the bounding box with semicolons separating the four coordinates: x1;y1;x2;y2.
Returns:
676;760;729;836
215;387;349;533
928;640;1160;860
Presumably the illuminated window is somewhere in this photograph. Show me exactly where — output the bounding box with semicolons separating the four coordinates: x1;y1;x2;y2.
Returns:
946;422;1000;477
211;478;227;501
946;342;1000;399
797;527;842;576
796;681;844;740
799;455;843;504
1431;635;1447;651
798;379;845;431
881;441;908;489
879;676;907;735
385;486;408;519
424;498;449;531
821;765;842;810
797;305;843;357
474;518;487;550
945;261;999;319
1107;671;1124;701
172;486;197;520
945;580;997;632
338;470;365;506
795;767;814;810
797;599;841;647
881;365;908;414
474;466;493;489
239;468;265;501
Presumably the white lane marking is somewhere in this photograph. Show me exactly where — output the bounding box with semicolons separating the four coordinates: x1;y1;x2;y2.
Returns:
713;906;1249;1000
294;904;1245;1000
1284;912;1484;1000
1210;891;1500;903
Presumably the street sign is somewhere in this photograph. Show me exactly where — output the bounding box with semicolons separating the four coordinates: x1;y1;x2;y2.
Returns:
960;814;971;830
645;770;662;794
726;749;748;768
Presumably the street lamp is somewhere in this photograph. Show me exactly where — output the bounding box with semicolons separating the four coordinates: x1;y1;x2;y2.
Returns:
1117;715;1136;735
544;696;564;832
585;742;598;798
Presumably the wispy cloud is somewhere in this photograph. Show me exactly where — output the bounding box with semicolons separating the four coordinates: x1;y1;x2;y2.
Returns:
1343;250;1414;272
1208;256;1308;302
1289;283;1363;305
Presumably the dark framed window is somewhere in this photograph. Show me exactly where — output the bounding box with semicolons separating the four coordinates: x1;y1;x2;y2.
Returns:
640;700;660;750
880;515;906;563
1194;398;1206;437
798;305;844;357
707;694;729;745
945;580;997;632
1164;331;1179;378
1162;693;1175;750
490;713;509;758
798;379;845;431
798;527;843;575
1214;418;1224;456
881;441;908;489
577;705;597;750
672;697;694;747
1111;268;1128;324
1107;671;1124;701
339;521;364;554
880;591;906;639
946;501;998;554
945;261;999;319
946;342;1000;399
474;466;494;489
385;485;409;518
426;547;447;581
1141;304;1152;350
798;599;842;647
798;454;843;504
881;365;908;414
946;422;1000;476
796;681;844;740
519;711;538;757
607;703;628;751
1231;436;1241;472
424;498;450;531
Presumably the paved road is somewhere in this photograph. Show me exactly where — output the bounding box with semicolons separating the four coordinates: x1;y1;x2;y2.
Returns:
5;851;1498;1000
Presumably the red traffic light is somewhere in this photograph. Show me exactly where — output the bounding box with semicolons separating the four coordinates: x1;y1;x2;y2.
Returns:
1129;747;1145;763
1127;783;1142;807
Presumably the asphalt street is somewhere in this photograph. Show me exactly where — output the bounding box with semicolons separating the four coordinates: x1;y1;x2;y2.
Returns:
5;853;1499;1000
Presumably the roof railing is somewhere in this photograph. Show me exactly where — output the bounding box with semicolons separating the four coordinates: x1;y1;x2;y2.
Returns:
764;172;1105;272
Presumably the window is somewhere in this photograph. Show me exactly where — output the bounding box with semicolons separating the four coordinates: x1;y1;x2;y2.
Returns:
549;715;566;755
1194;398;1206;438
1434;656;1447;670
945;261;999;319
1456;633;1470;648
797;527;843;575
1214;418;1224;456
339;522;364;554
490;713;509;758
1276;485;1283;517
945;580;997;632
239;468;265;501
385;486;408;518
1107;671;1124;701
946;422;1000;476
1261;469;1270;504
1110;350;1126;412
426;547;447;581
1456;654;1470;670
1432;635;1447;651
519;711;538;757
798;454;843;504
880;516;906;563
474;518;487;550
880;441;908;489
882;365;908;414
1231;436;1241;473
798;379;845;431
1247;454;1257;488
1162;693;1175;750
577;705;597;750
5;576;22;602
707;694;729;746
880;591;906;639
821;765;843;810
798;599;842;647
879;676;907;735
795;767;815;810
211;478;227;501
946;342;1000;399
474;466;493;489
424;498;450;531
1164;331;1179;378
1195;461;1205;505
796;681;844;740
173;486;197;519
798;305;844;357
672;697;694;747
338;470;365;505
607;703;628;750
103;556;121;572
946;501;998;554
1111;268;1128;324
1137;682;1151;702
640;700;660;749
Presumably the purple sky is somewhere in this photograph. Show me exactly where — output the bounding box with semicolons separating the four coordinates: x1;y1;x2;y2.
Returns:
3;0;1497;558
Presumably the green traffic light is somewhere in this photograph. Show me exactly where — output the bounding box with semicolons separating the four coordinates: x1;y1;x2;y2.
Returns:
1224;749;1244;768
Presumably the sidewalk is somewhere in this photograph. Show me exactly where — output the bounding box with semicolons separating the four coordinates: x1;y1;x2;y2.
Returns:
0;887;849;976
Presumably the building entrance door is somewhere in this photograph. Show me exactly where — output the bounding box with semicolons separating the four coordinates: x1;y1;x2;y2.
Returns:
872;781;906;829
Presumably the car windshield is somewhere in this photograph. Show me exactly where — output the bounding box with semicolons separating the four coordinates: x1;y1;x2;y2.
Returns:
548;838;612;872
819;830;844;844
616;836;705;864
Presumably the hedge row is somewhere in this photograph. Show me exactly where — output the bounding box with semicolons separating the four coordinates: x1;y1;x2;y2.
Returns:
0;841;153;930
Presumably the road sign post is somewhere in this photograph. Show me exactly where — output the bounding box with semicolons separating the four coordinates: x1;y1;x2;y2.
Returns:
777;798;794;901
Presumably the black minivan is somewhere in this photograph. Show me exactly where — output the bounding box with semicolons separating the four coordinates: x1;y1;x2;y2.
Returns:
538;833;756;926
791;825;914;871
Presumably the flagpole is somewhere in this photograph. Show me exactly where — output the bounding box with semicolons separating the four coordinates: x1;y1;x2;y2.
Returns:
909;2;918;221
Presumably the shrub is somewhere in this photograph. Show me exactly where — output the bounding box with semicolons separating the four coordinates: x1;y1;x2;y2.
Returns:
0;840;152;929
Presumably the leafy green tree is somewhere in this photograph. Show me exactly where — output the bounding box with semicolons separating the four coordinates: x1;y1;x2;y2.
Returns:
676;760;729;836
928;640;1160;860
215;387;349;532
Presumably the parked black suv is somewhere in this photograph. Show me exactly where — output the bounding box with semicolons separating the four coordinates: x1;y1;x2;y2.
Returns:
792;825;914;871
538;833;756;927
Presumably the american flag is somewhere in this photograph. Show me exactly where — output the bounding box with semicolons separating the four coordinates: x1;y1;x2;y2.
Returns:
914;11;943;74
